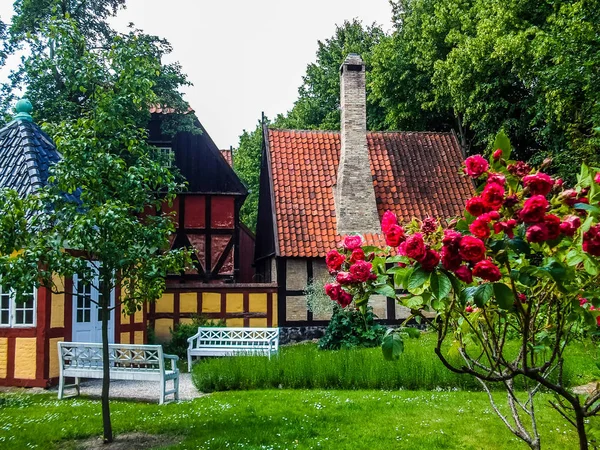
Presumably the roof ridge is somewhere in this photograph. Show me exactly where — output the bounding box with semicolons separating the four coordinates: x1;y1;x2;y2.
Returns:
268;128;455;136
15;120;44;192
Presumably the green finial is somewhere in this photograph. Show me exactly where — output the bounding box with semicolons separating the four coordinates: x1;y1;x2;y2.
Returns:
14;98;33;122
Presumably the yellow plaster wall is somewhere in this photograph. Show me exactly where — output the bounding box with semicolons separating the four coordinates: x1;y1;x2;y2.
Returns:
0;338;7;378
180;293;197;313
14;338;36;380
50;276;65;329
249;318;268;327
179;318;193;326
48;338;62;379
120;332;130;344
134;331;144;344
249;293;267;313
226;293;244;313
154;318;173;343
226;318;244;327
202;293;221;313
156;294;174;313
134;308;144;323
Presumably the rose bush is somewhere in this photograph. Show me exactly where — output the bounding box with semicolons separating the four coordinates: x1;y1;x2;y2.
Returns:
324;132;600;450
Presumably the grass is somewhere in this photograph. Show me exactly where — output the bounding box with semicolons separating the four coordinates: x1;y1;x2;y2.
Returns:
0;389;588;449
192;333;600;392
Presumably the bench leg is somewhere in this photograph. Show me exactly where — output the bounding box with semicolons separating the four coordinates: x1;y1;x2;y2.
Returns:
187;353;192;373
75;377;81;396
58;375;64;400
159;378;165;405
174;376;179;402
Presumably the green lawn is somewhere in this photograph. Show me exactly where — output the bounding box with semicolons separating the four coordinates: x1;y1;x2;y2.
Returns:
192;333;599;392
0;389;587;449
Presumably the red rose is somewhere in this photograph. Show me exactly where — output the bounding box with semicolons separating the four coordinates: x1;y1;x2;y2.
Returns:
349;260;373;283
492;149;503;161
523;173;554;197
350;248;365;264
560;215;581;237
507;161;532;177
343;235;363;251
459;236;486;262
504;195;519;208
465;305;474;313
466;196;490;217
454;265;473;284
580;297;589;307
404;233;427;261
420;249;440;272
381;210;398;234
337;290;353;308
487;172;506;186
464;155;489;178
482;182;505;210
544;214;561;240
595;173;600;184
583;225;600;256
519;195;549;224
526;224;549;243
421;217;438;234
325;283;342;301
518;293;527;304
559;189;578;207
385;224;405;247
443;229;463;248
441;246;462;271
326;250;345;272
494;219;517;239
336;271;356;285
470;216;491;239
472;260;502;282
555;178;564;188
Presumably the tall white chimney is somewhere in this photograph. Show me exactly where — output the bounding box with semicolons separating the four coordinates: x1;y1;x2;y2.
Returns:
335;54;380;235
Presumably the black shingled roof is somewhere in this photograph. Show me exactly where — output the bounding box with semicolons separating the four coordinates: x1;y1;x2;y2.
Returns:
0;118;61;196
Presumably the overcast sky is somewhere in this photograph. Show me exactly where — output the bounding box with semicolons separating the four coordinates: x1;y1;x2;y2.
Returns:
0;1;393;149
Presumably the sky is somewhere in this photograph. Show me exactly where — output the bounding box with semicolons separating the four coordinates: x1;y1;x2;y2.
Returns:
0;0;393;149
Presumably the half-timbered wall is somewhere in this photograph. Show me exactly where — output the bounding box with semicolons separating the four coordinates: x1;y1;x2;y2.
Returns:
149;283;278;343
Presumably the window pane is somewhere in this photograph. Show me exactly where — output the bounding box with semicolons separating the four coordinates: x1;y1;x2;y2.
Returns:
15;310;23;324
1;295;9;309
25;310;33;324
77;310;83;322
84;310;90;322
0;311;8;325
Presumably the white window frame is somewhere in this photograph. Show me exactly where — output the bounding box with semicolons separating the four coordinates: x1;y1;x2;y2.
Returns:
0;283;37;328
155;146;175;168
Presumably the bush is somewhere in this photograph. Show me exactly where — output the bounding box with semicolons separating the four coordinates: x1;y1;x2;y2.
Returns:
191;333;597;393
318;305;387;350
164;315;225;359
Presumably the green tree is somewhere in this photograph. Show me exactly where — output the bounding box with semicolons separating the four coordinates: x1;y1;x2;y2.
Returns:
2;0;194;133
0;17;190;443
278;19;387;131
234;121;264;231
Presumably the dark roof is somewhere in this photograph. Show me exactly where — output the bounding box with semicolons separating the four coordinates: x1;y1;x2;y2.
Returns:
0;118;61;196
265;129;475;258
220;149;233;167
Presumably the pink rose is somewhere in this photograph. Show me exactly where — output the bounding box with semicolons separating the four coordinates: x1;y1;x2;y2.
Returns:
470;216;491;239
482;182;505;210
583;225;600;256
523;173;554;197
338;290;353;308
343;235;363;251
381;210;398;234
526;224;549;243
421;217;438;234
473;260;502;282
560;216;581;237
325;283;342;301
349;260;373;283
487;172;506;186
492;149;503;161
454;265;473;284
595;173;600;184
464;155;489;178
404;233;427;261
420;249;440;272
350;248;365;264
336;272;356;285
544;214;561;240
507;161;532;177
441;246;462;271
519;195;549;224
443;230;463;248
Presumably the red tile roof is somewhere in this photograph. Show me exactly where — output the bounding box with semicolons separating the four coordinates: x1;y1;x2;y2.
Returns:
267;129;475;258
220;149;233;167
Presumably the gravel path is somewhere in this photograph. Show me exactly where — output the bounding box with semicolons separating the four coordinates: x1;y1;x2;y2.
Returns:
48;372;205;403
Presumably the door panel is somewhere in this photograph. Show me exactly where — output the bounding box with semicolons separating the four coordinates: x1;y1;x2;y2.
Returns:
72;266;115;343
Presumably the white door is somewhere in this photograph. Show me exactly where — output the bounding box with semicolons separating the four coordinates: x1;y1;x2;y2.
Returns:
72;267;115;343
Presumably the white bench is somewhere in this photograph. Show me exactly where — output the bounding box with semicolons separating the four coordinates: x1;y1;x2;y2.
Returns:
187;327;279;371
57;342;179;404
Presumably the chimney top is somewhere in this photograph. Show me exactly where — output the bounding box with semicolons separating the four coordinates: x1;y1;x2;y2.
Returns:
340;54;365;74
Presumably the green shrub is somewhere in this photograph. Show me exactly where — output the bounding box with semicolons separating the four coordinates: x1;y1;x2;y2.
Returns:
192;333;597;393
318;305;387;350
164;315;225;359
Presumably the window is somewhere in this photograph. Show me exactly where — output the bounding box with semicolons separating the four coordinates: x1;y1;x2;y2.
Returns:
155;146;175;168
0;284;37;327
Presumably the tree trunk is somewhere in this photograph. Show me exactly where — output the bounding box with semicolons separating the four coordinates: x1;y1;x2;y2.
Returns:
575;408;588;450
100;269;113;444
